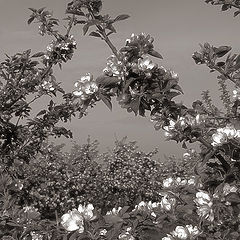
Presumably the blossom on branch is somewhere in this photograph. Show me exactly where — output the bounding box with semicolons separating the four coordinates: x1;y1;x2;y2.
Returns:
73;73;98;100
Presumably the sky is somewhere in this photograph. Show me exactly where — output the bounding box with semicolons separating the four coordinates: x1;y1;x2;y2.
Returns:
0;0;240;159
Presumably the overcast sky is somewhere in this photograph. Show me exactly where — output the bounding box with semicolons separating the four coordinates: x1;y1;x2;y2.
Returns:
0;0;239;159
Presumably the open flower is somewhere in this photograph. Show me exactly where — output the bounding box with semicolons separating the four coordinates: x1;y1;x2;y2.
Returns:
160;195;176;211
73;73;98;100
61;209;84;232
41;80;55;92
99;229;107;236
211;124;240;146
211;132;227;147
195;191;212;206
106;206;122;215
233;88;240;101
195;191;214;221
135;57;157;76
119;227;135;240
223;183;238;196
196;205;214;221
103;55;128;80
186;225;200;238
170;70;179;80
61;203;96;232
78;203;96;221
220;125;237;139
162;235;174;240
162;177;174;188
171;226;189;240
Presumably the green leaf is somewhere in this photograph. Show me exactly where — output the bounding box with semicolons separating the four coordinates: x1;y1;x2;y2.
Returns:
36;110;47;117
222;4;230;11
31;52;45;58
234;10;240;17
148;50;163;59
130;96;141;116
214;46;231;58
83;24;90;35
104;215;123;224
28;8;37;13
38;7;46;13
27;16;35;25
89;31;102;38
96;75;120;87
114;14;130;22
226;192;240;203
99;93;112;111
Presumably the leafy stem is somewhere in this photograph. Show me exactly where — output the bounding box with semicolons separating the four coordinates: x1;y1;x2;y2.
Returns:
88;9;119;58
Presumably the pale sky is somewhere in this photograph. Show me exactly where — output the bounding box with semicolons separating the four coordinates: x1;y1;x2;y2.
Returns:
1;0;239;159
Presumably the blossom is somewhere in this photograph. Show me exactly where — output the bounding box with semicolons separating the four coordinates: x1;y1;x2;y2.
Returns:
125;33;154;56
61;209;84;232
99;229;107;236
186;225;200;238
133;201;160;215
106;206;122;215
183;152;191;160
195;191;214;221
211;124;240;146
103;55;128;80
160;195;176;211
196;205;214;221
41;80;55;91
171;226;189;240
211;132;227;147
170;70;179;80
187;176;196;185
219;125;236;139
119;227;135;240
189;114;205;127
78;203;96;221
162;177;174;188
23;206;38;213
163;120;177;138
133;57;157;76
84;82;98;95
30;231;43;240
233;88;240;101
222;183;238;196
162;235;174;240
73;73;98;100
176;177;187;186
195;191;212;206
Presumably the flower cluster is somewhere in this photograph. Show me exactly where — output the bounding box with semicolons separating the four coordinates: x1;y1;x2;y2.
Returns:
125;33;154;57
211;124;240;147
119;227;135;240
43;35;77;63
159;194;176;211
233;88;240;101
133;200;160;212
67;0;102;15
61;203;95;232
222;183;238;196
103;55;129;80
118;227;135;240
194;191;214;222
131;57;157;78
41;80;55;92
162;176;200;188
162;114;205;139
163;225;200;240
73;73;98;100
29;231;44;240
106;206;122;215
